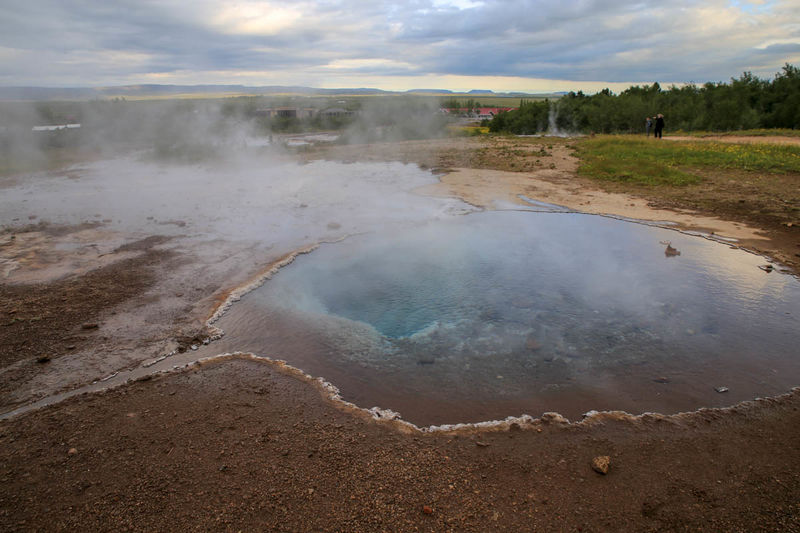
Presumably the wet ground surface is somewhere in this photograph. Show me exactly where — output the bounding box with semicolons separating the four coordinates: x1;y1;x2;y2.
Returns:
0;155;469;411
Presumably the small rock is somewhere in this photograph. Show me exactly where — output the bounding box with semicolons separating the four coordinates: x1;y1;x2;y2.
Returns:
715;386;729;393
190;344;198;351
526;337;542;351
422;505;433;515
475;441;490;447
67;448;78;456
36;356;51;364
759;264;774;273
653;377;669;384
591;455;611;475
81;323;99;330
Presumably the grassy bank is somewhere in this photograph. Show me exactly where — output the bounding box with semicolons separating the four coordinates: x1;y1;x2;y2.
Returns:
672;128;800;138
576;135;800;186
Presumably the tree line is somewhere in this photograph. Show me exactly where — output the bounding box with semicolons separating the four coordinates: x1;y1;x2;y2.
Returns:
489;63;800;134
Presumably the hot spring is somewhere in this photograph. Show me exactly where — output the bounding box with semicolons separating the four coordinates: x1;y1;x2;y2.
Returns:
204;210;800;426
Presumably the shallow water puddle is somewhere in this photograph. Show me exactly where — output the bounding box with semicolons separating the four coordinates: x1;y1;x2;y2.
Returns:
204;211;800;426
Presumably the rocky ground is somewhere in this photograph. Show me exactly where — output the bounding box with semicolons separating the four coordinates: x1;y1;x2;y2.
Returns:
1;134;799;531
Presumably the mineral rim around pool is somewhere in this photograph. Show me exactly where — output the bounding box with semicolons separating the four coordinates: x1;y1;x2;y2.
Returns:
201;210;800;426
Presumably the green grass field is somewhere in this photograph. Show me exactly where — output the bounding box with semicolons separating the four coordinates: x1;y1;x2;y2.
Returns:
576;135;800;186
670;128;800;138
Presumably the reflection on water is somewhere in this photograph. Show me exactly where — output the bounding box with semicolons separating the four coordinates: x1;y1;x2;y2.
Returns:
206;211;800;426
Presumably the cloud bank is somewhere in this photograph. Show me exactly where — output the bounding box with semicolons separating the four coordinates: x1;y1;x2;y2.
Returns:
1;0;799;92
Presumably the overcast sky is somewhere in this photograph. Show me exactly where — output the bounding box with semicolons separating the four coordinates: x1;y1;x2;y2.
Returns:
1;0;799;92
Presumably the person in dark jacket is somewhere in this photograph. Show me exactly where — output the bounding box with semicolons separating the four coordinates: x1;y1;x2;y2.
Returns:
654;114;665;138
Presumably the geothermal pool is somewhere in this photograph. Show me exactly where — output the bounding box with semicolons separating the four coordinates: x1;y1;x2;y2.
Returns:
205;210;800;426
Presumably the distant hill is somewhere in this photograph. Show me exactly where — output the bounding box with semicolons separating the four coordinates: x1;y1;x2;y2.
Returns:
406;89;454;94
0;85;564;101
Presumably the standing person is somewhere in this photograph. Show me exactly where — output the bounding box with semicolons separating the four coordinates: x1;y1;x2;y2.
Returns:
654;114;665;139
645;116;653;137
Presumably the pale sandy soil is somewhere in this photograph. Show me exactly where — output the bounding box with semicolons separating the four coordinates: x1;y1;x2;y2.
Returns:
318;137;779;246
419;167;767;243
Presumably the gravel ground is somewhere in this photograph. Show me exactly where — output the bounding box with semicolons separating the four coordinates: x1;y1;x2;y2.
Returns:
1;357;799;532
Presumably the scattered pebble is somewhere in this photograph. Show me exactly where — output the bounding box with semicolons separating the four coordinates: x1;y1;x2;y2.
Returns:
67;448;78;456
653;377;670;384
422;505;433;515
591;455;611;475
715;386;729;393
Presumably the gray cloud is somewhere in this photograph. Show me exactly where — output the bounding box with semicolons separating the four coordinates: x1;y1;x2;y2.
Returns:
1;0;798;89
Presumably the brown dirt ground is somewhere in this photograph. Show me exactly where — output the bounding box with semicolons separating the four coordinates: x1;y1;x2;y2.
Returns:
1;135;800;531
1;357;799;532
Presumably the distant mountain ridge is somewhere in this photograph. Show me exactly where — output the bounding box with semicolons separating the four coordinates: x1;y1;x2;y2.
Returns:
0;85;563;101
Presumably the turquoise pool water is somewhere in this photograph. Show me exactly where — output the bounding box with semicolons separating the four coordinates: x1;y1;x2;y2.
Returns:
206;211;800;425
